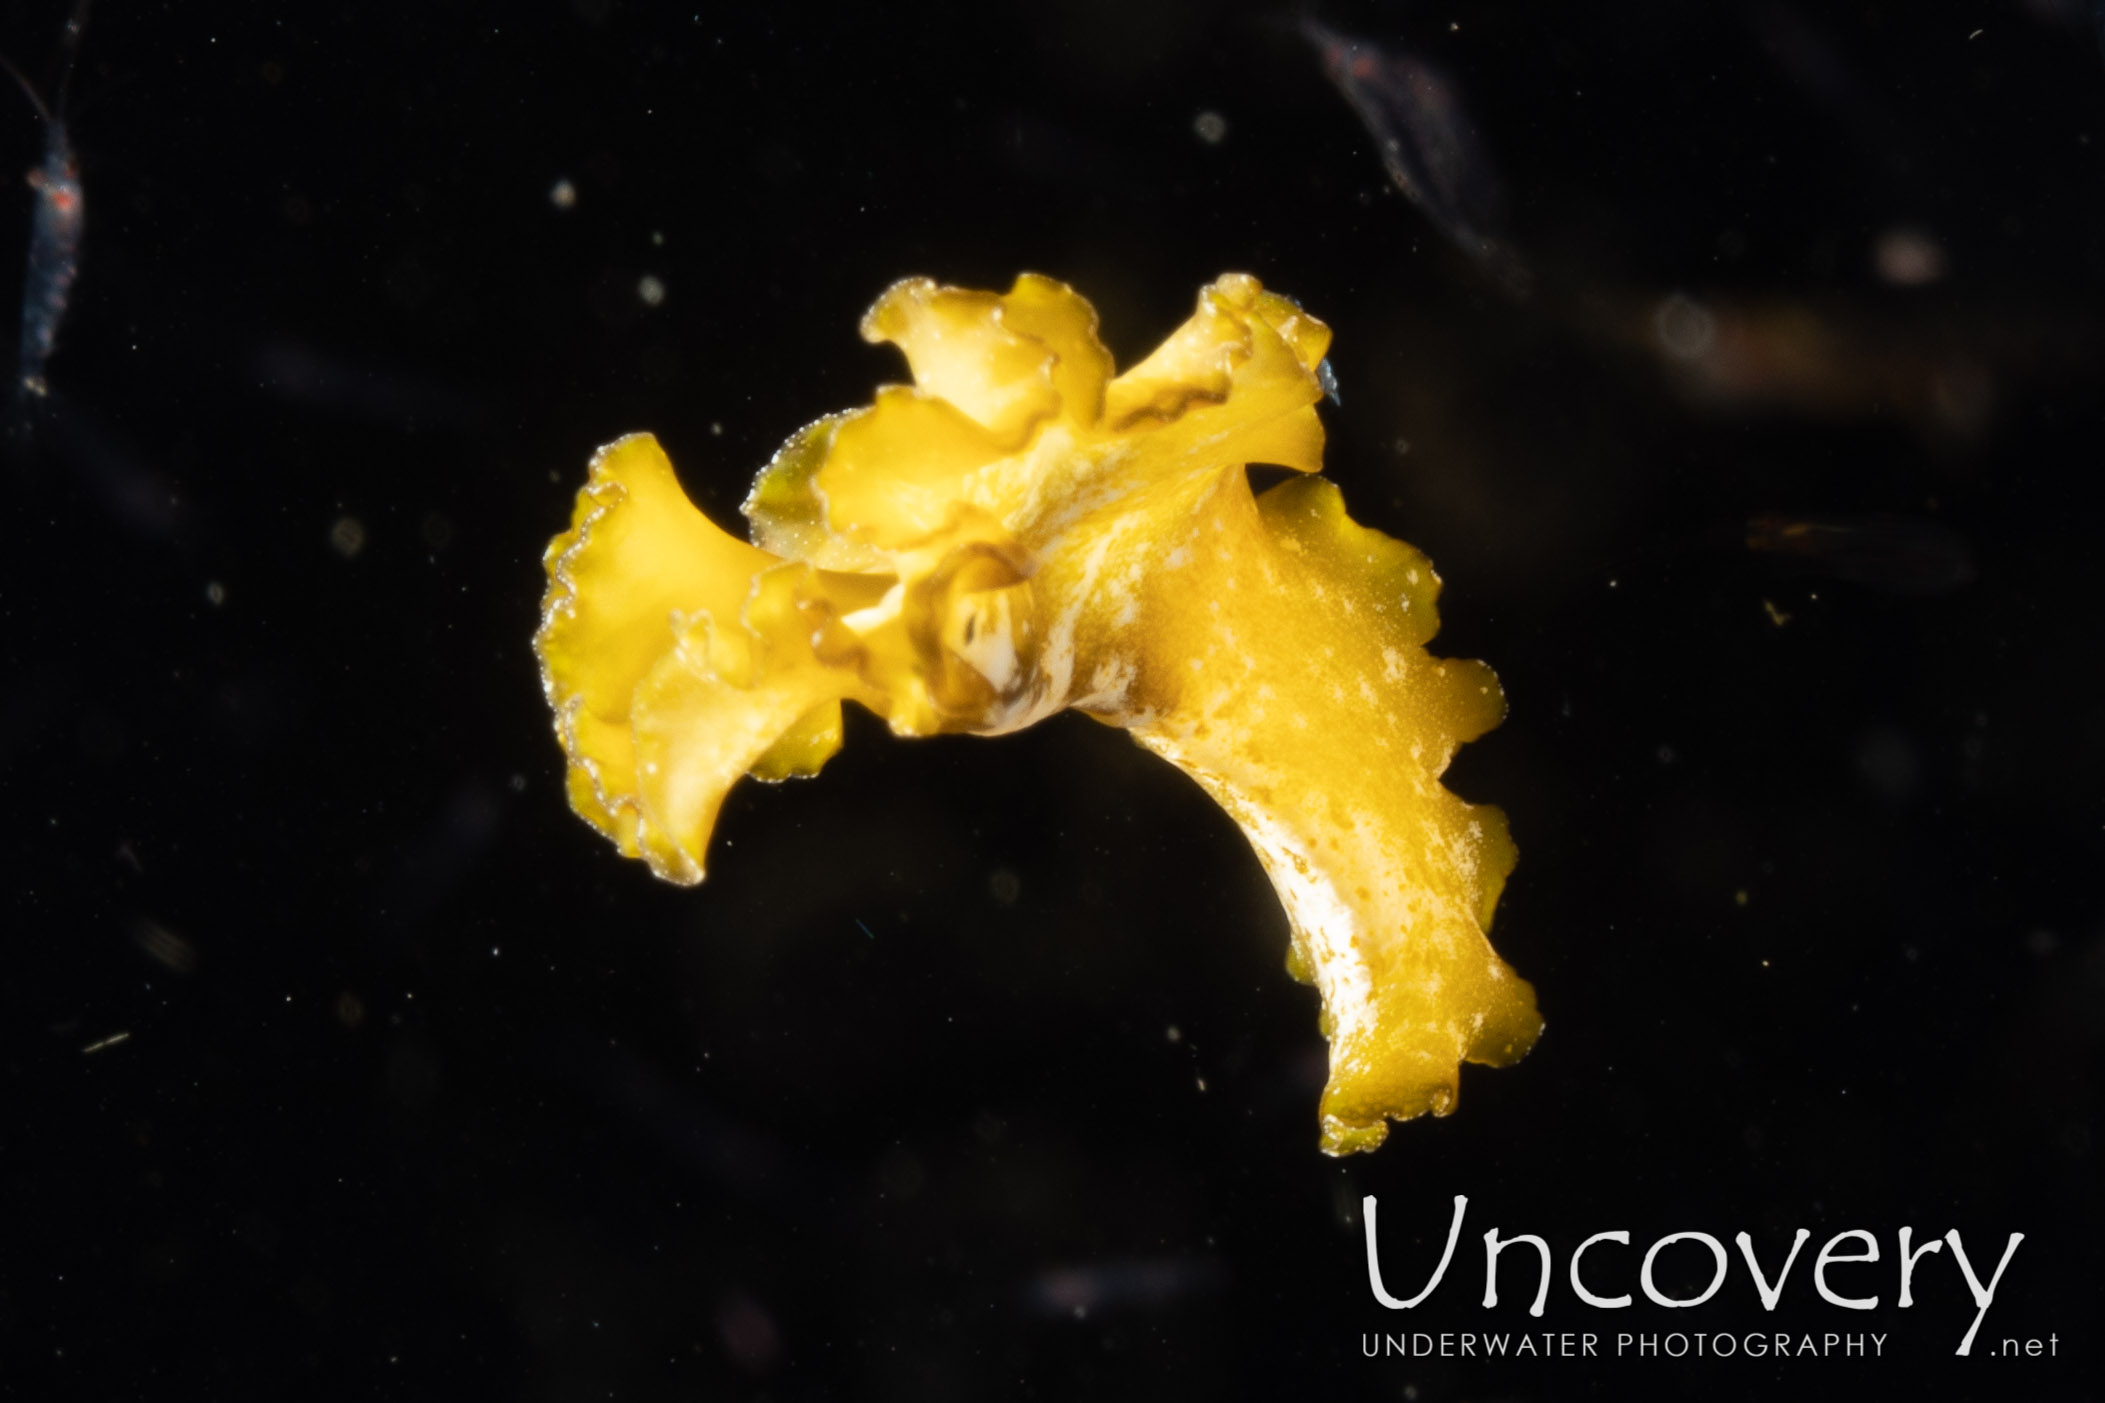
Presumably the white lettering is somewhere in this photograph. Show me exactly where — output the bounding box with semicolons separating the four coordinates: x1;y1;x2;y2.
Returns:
1946;1230;2024;1357
1814;1229;1880;1310
1570;1230;1632;1308
1733;1228;1811;1310
1640;1231;1729;1307
1897;1227;1943;1307
1364;1194;1466;1309
1482;1227;1551;1317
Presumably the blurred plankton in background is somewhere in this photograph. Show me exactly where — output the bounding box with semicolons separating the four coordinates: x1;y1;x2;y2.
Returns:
534;273;1540;1154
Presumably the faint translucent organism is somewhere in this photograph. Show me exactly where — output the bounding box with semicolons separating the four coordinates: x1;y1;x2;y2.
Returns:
1745;513;1976;595
131;919;197;973
2;0;92;404
1027;1257;1227;1318
1302;17;1529;295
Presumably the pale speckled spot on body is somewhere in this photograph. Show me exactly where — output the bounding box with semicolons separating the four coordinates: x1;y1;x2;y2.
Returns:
1228;803;1380;1060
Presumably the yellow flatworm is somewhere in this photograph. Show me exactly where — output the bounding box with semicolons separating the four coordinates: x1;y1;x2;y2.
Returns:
535;273;1541;1153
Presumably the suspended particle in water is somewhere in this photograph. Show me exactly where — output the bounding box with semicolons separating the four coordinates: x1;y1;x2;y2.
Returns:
329;515;366;559
717;1294;781;1375
548;177;577;210
1193;110;1228;144
988;867;1020;905
637;274;666;307
1653;293;1716;361
1872;225;1948;286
